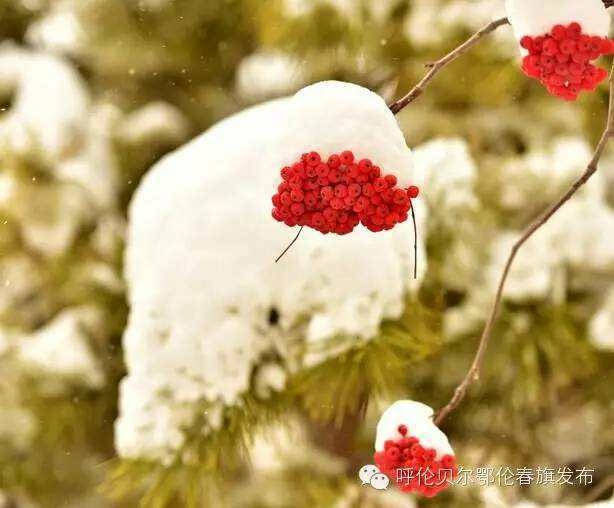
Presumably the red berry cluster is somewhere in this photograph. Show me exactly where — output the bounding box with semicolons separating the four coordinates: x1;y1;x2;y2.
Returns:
271;150;419;235
520;22;614;101
374;424;457;498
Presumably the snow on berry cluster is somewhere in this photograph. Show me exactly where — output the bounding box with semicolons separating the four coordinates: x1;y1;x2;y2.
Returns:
374;401;457;498
505;0;611;100
520;23;613;100
272;150;419;235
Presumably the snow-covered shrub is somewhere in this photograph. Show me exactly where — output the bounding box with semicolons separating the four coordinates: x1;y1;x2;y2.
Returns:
117;80;427;462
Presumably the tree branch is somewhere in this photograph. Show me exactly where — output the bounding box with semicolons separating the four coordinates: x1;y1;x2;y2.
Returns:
434;61;614;427
388;17;510;114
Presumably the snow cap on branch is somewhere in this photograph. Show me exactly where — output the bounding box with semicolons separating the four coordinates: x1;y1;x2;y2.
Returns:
506;0;613;100
374;400;456;497
505;0;610;40
375;400;453;457
117;81;425;462
283;81;415;188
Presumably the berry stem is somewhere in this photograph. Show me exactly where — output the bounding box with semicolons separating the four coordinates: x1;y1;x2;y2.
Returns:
410;201;418;279
434;60;614;427
275;226;304;263
388;17;510;114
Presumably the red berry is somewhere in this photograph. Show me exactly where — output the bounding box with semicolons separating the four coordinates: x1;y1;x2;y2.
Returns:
423;448;437;461
340;150;354;165
320;186;333;201
334;184;348;198
520;36;533;51
411;443;424;457
407;186;420;198
543;38;559;56
441;454;456;469
315;163;329;177
328;169;341;183
327;154;341;168
393;188;409;205
290;202;305;216
280;166;293;180
311;212;324;227
551;25;567;41
533;36;545;51
384;174;398;187
559;39;576;55
305;151;321;167
348;183;361;197
290;189;304;202
280;192;292;206
358;159;372;173
373;178;388;193
567;22;582;38
330;198;344;211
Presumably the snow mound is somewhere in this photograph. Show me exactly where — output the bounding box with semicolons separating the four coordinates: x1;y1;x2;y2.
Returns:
506;0;610;40
117;81;425;461
375;400;454;459
0;43;89;160
17;307;105;389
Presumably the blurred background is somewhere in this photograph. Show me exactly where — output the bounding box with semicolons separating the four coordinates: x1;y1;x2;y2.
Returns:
0;0;613;507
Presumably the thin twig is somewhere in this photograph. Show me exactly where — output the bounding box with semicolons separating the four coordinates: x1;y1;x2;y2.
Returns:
410;201;418;279
388;17;510;114
434;62;614;426
275;226;304;263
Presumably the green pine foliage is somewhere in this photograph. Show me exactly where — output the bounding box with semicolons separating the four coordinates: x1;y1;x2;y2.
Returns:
0;1;613;507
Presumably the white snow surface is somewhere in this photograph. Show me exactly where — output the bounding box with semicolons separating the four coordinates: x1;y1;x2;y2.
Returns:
0;44;118;212
117;81;425;461
486;231;557;303
0;43;88;160
506;0;611;40
590;288;614;352
16;307;105;389
26;3;84;56
116;101;190;146
374;400;454;459
500;137;606;210
488;196;614;300
412;138;478;211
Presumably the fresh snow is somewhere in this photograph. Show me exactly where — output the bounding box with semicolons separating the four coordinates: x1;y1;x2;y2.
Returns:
374;400;454;459
506;0;610;41
117;81;426;461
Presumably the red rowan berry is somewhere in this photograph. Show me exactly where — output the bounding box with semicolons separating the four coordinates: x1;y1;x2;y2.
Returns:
340;150;354;165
